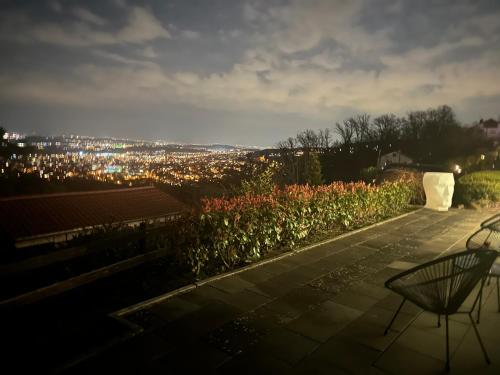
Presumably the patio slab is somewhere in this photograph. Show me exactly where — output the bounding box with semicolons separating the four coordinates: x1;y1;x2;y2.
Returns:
70;208;500;374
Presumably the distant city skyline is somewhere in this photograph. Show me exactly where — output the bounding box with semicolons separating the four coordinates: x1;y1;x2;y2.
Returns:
1;0;500;146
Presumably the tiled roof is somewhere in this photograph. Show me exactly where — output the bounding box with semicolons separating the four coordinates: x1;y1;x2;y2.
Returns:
0;186;188;241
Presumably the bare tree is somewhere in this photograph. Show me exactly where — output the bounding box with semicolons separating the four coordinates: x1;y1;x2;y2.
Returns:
373;114;401;144
318;128;332;149
276;137;300;184
296;129;320;150
348;114;372;143
334;120;354;146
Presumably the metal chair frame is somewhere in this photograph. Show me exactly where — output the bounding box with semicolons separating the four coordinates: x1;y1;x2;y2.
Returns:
466;213;500;320
383;249;498;372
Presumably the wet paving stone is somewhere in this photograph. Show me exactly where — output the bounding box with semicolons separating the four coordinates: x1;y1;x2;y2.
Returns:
309;261;378;295
107;208;499;375
247;326;320;365
150;296;201;322
127;308;167;331
150;339;230;374
286;300;363;342
203;314;268;356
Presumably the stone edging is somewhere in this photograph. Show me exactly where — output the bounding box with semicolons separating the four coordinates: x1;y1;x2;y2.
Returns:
111;207;424;318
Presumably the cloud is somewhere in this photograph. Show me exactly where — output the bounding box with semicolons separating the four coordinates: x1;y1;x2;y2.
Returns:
181;30;201;39
1;0;500;130
141;46;157;58
48;1;62;14
72;7;107;26
116;6;171;43
92;49;155;67
0;6;170;46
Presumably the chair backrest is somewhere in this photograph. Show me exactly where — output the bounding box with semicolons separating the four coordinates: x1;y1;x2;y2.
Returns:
467;226;500;251
386;249;498;314
481;213;500;229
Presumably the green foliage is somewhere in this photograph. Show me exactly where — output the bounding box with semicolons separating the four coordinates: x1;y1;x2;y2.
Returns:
239;162;277;195
303;152;323;185
376;168;425;205
454;171;500;207
178;180;416;277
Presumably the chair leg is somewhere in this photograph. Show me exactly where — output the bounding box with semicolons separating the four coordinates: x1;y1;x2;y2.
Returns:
497;277;500;313
445;315;450;372
477;286;483;324
472;277;487;324
468;312;491;365
384;298;406;336
437;314;441;328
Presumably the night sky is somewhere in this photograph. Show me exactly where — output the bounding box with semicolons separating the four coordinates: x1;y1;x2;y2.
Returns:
1;0;499;146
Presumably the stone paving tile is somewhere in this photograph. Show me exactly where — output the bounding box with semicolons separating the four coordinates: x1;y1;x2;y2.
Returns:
217;351;293;375
293;264;329;280
183;284;234;306
209;275;256;294
303;241;346;258
270;267;319;287
293;248;331;262
373;293;422;316
363;267;402;287
448;328;500;374
245;326;320;365
290;356;351;375
220;288;273;311
374;343;445;375
395;325;462;362
362;234;405;250
330;288;380;312
260;259;298;275
127;308;168;332
278;254;317;268
251;305;297;326
248;276;297;298
150;296;201;322
336;313;404;352
308;337;382;375
286;300;363;342
149;339;230;374
309;260;380;295
345;280;391;300
203;314;268;356
107;208;498;375
411;311;470;341
386;260;419;270
155;300;242;346
236;266;275;284
265;285;331;319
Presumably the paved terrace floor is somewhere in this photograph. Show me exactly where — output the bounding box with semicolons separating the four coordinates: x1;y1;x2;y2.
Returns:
71;208;500;375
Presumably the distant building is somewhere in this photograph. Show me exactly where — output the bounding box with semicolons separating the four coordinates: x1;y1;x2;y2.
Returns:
379;151;413;168
0;186;188;248
478;118;500;140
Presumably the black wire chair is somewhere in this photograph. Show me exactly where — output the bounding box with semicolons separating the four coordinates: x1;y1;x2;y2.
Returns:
384;249;498;372
466;213;500;319
466;213;500;251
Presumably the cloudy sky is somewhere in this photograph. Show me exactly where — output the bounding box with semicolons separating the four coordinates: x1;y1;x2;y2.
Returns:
1;0;500;146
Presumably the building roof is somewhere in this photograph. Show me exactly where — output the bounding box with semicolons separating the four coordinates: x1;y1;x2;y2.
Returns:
480;119;499;128
0;186;188;242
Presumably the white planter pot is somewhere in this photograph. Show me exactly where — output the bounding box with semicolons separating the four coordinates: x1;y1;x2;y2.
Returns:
423;172;455;211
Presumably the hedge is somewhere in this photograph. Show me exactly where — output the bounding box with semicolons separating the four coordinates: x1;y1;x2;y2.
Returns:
454;171;500;207
175;180;417;276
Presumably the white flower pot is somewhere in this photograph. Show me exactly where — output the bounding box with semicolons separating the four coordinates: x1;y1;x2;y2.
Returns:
423;172;455;211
